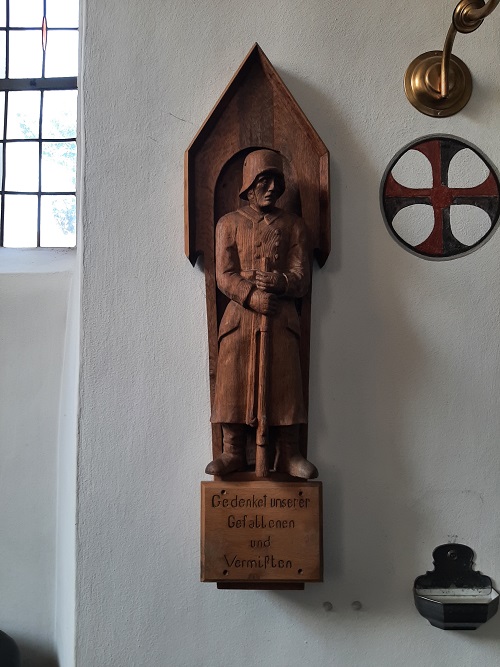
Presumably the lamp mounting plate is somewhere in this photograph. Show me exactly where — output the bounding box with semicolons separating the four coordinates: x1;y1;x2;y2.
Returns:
404;51;472;117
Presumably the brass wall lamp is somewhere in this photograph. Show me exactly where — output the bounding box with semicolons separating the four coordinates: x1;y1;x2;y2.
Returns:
405;0;500;117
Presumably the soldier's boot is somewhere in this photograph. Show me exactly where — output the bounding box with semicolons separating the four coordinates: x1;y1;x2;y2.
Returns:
205;424;247;475
274;426;318;480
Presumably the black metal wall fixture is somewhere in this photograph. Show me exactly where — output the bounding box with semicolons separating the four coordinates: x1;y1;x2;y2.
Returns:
0;630;20;666
414;544;499;630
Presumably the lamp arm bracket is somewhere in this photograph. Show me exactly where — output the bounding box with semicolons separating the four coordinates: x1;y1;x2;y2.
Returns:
454;0;499;32
404;0;500;116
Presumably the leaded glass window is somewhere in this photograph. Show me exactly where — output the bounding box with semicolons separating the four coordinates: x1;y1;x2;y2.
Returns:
0;0;78;248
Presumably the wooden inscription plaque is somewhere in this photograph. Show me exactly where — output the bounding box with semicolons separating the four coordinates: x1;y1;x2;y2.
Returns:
201;481;322;585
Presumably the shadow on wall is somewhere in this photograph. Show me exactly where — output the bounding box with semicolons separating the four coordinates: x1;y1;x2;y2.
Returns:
14;638;58;667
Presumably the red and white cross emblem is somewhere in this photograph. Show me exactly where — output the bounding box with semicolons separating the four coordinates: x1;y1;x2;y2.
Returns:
382;137;500;259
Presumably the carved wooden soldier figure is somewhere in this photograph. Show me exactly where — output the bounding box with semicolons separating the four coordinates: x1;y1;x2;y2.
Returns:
206;149;318;480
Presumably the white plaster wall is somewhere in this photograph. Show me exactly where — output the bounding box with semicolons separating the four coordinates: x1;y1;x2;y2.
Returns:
55;267;79;667
0;254;73;667
78;0;500;665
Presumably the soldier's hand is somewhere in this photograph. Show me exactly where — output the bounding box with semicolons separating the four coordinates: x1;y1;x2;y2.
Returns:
255;271;286;294
248;289;278;315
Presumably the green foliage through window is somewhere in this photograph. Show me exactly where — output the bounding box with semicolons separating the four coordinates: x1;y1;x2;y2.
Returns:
0;0;78;248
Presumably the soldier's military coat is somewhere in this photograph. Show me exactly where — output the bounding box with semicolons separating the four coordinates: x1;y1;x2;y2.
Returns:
210;204;310;426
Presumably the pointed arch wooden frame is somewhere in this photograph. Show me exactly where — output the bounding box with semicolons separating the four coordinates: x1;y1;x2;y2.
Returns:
185;44;330;469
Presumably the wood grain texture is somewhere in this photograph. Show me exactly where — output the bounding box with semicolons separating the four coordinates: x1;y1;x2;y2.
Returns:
185;43;330;467
201;481;323;583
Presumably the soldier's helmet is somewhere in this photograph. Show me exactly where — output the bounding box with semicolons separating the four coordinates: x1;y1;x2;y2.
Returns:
239;149;285;200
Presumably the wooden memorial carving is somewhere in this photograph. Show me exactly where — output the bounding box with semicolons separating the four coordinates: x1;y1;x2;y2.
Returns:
185;44;329;589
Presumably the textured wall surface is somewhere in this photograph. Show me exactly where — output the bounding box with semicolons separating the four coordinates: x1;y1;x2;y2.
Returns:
78;0;500;665
0;267;72;667
55;268;79;667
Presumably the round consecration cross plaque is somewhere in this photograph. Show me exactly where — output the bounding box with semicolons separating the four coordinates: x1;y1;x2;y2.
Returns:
381;136;500;259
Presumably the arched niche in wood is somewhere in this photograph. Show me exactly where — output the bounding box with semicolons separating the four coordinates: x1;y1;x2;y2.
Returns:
185;44;330;473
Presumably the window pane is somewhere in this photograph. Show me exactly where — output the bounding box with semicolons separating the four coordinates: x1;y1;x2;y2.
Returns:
42;90;77;138
9;31;42;78
40;194;75;246
5;142;39;191
46;0;79;28
7;91;40;139
44;30;78;77
3;195;38;247
0;31;6;77
0;0;6;28
41;141;76;192
0;92;5;135
10;0;43;27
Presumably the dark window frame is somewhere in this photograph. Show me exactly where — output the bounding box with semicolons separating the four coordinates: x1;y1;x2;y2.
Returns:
0;0;78;248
